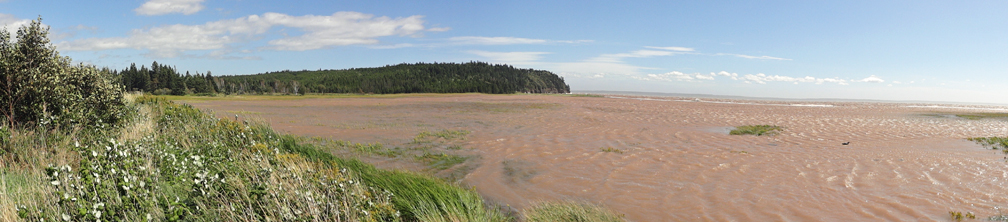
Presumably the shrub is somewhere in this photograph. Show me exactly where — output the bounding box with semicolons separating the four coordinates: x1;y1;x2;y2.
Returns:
0;18;124;129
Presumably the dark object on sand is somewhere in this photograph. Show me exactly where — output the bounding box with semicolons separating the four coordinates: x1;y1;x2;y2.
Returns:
842;142;850;145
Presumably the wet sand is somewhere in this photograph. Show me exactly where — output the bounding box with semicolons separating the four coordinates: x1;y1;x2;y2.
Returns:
181;94;1008;221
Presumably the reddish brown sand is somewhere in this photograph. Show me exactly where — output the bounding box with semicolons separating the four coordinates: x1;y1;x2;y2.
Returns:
181;94;1008;221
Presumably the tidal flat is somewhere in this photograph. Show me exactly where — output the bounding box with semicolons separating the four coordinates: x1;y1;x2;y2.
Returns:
180;93;1008;221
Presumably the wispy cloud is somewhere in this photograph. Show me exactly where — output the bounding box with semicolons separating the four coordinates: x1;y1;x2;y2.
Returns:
448;36;547;45
448;36;590;45
427;27;451;32
634;70;884;86
717;53;792;61
633;71;713;82
58;12;433;57
645;46;695;52
135;0;205;16
588;50;675;63
467;50;549;64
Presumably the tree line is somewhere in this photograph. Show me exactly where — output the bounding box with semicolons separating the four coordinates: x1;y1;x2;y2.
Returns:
214;62;570;95
115;61;218;95
112;61;571;96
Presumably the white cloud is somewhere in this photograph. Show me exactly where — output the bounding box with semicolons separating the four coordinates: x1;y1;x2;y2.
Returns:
448;36;548;45
630;70;891;87
135;0;205;16
58;12;431;57
718;53;792;61
0;13;31;31
645;46;695;52
857;75;885;83
467;50;549;64
633;71;725;82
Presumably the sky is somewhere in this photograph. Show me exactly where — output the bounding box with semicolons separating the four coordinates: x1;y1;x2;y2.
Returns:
2;0;1007;104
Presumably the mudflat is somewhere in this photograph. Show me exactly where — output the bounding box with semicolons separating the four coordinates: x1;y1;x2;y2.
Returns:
180;94;1008;221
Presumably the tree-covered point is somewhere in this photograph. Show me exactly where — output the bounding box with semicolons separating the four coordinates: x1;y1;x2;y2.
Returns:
215;62;571;95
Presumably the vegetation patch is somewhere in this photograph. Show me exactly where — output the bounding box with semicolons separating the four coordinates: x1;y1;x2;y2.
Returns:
967;137;1008;154
956;113;1008;120
413;129;471;144
600;147;624;154
730;125;783;136
949;211;976;221
502;159;537;183
416;153;468;171
524;201;625;222
920;112;1008;120
565;94;605;98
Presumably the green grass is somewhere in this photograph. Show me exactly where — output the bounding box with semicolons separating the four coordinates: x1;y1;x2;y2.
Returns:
278;137;505;221
968;137;1008;154
564;94;605;98
524;201;624;222
730;125;783;136
416;153;469;171
957;113;1008;120
413;129;471;143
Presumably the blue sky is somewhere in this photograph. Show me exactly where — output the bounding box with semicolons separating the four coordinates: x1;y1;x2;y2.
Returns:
2;1;1007;104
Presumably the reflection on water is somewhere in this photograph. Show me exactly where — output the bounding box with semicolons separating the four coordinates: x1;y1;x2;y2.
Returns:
185;94;1008;221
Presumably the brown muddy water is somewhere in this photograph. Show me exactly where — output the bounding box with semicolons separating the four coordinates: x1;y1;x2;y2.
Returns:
181;94;1008;221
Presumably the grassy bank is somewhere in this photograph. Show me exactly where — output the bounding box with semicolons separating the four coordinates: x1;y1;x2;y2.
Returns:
1;94;623;221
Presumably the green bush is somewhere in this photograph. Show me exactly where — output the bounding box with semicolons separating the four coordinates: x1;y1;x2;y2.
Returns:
0;18;124;128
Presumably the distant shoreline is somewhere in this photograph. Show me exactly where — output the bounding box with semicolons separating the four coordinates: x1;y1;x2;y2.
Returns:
573;90;1008;107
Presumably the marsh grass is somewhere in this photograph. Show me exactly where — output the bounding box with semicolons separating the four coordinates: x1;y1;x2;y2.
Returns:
524;201;624;222
502;159;537;183
564;94;605;98
921;112;1008;120
730;125;783;136
957;113;1008;120
949;211;977;221
413;129;471;144
417;153;468;171
968;137;1008;154
599;147;624;154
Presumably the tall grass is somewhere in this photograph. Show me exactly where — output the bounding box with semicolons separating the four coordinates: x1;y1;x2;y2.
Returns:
523;201;624;222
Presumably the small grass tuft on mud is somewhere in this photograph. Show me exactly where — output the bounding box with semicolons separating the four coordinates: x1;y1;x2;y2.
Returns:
599;147;624;154
730;125;782;136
